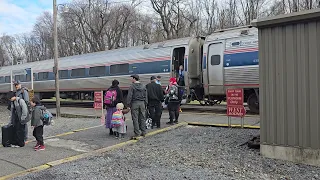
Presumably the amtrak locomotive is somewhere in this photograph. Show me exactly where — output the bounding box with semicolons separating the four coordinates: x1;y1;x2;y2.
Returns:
0;26;259;113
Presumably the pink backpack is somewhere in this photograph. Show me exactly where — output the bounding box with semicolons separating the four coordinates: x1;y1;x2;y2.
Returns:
104;89;117;105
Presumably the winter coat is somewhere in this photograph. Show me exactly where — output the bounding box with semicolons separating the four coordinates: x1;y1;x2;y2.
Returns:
10;97;29;126
31;105;46;127
146;82;164;104
127;81;147;107
16;87;30;102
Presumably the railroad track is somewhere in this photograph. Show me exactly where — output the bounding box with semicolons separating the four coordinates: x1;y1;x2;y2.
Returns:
41;101;94;108
41;101;258;116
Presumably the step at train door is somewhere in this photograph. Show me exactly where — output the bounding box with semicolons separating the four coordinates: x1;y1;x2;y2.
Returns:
207;42;225;94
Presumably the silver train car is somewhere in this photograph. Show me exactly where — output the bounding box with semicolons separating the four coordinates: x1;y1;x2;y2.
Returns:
188;26;259;113
0;37;200;105
0;26;259;112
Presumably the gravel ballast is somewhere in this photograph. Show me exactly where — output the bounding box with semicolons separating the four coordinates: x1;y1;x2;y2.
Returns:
13;125;320;180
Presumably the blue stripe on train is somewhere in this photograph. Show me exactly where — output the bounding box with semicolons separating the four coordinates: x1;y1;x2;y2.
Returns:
224;51;259;67
203;51;258;69
35;60;171;81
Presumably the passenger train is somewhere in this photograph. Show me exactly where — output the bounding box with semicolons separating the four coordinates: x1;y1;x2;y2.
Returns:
0;26;259;113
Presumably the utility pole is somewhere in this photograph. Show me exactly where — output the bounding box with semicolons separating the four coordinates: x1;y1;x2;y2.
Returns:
53;0;61;118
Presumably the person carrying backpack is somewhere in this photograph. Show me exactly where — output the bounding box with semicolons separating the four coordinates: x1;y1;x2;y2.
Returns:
14;80;30;141
30;96;46;151
104;80;123;136
7;91;29;147
165;77;180;125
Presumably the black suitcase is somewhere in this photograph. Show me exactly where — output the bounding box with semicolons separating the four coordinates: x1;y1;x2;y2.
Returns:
10;123;25;147
2;125;14;147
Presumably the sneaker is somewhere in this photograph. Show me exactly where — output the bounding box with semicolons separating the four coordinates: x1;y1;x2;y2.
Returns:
173;120;178;124
36;145;45;151
115;132;119;138
140;132;146;137
34;142;40;149
166;121;174;125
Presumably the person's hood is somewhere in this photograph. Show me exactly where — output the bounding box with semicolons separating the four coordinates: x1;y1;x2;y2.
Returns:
132;81;145;91
15;97;21;101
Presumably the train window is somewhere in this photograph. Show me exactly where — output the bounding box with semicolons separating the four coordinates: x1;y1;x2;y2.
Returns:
26;73;35;81
110;63;129;75
232;42;240;46
5;76;10;83
89;66;106;76
59;70;69;79
15;75;24;82
38;72;49;80
71;68;86;77
26;74;31;81
0;77;4;83
211;55;221;65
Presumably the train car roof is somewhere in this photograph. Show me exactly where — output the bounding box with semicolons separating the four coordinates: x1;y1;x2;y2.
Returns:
205;26;258;43
0;37;192;76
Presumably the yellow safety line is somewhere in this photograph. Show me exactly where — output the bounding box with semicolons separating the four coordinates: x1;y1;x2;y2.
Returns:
187;122;260;129
0;123;187;180
0;125;104;148
180;111;259;117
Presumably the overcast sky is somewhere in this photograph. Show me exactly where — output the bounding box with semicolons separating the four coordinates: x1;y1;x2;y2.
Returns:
0;0;153;35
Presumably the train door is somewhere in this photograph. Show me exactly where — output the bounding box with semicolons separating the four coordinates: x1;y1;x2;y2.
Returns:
171;47;185;81
207;42;225;94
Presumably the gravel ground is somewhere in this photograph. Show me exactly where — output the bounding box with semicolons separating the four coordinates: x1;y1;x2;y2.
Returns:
0;106;102;141
13;126;320;180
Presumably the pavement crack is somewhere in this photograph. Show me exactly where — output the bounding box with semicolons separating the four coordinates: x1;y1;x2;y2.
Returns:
0;158;28;170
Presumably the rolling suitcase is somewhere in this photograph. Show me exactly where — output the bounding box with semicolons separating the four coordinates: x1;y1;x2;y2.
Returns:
12;123;25;147
1;125;14;147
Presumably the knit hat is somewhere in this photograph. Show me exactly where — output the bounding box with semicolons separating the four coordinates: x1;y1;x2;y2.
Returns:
116;103;124;110
169;77;177;84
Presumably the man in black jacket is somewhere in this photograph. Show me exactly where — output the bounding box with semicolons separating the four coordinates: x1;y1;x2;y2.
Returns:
146;76;164;128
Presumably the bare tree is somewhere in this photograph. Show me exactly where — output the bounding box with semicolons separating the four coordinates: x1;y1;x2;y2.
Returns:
0;43;9;66
0;0;319;67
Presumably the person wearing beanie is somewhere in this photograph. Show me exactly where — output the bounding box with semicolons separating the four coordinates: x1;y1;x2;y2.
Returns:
111;103;127;139
146;76;164;128
165;77;180;125
127;74;148;139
